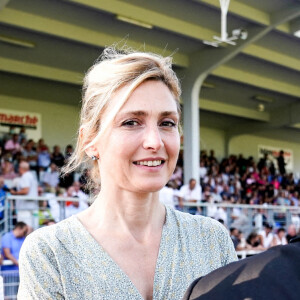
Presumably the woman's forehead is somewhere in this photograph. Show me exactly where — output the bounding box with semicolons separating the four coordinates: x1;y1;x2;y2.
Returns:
117;80;177;112
98;80;179;131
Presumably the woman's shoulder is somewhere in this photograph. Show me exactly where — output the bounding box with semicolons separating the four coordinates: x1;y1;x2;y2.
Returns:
167;207;226;234
22;216;78;251
166;207;238;264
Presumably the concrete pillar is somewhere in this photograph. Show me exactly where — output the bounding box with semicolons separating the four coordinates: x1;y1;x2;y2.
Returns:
182;74;205;184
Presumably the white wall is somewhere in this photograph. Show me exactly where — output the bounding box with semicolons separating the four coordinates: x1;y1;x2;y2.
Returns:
229;134;300;174
199;128;300;174
0;96;79;150
200;127;226;161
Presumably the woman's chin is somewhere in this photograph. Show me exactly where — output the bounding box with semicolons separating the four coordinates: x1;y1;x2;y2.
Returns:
135;182;166;194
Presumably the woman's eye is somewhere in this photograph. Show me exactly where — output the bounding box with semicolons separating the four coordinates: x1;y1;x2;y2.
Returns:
122;120;139;126
161;121;176;127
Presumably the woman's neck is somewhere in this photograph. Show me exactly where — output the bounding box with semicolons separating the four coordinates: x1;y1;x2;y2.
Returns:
81;187;166;242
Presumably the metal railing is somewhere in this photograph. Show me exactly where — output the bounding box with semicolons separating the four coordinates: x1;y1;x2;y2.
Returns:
2;195;82;235
1;196;299;236
0;196;298;299
177;201;300;235
0;271;18;300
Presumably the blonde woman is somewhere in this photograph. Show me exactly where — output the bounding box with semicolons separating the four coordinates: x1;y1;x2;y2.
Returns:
18;48;237;300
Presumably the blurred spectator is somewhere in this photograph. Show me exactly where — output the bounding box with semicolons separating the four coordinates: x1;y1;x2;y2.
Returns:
36;138;46;153
41;163;59;193
72;181;89;203
286;224;297;243
1;221;27;297
290;191;299;206
213;206;228;225
199;161;207;183
38;200;53;226
208;149;218;165
230;227;240;249
271;227;287;247
206;196;218;219
51;145;65;168
258;223;274;249
277;150;286;175
65;199;88;218
274;190;290;206
253;208;267;232
1;221;27;270
202;185;211;203
178;178;201;214
19;136;27;151
4;133;21;156
235;230;247;251
269;161;276;176
265;184;275;204
246;232;265;251
38;145;51;171
221;166;230;185
169;165;183;188
291;211;300;233
3;126;17;142
0;176;9;219
65;144;73;159
1;156;17;180
159;182;176;209
231;209;249;234
220;185;231;201
10;161;38;230
257;153;268;173
210;187;222;203
21;139;38;172
18;127;27;142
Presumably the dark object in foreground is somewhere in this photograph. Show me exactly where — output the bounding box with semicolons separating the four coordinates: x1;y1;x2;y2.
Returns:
183;236;300;300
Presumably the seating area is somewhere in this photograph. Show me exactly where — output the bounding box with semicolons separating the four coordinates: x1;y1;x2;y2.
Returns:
1;128;299;236
0;128;300;298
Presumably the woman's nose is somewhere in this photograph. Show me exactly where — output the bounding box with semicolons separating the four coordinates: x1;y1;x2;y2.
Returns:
142;126;163;151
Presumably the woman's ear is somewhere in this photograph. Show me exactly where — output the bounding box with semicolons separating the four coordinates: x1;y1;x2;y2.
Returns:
80;127;99;160
85;146;99;160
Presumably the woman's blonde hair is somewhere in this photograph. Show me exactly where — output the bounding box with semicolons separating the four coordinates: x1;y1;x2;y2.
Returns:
63;46;181;190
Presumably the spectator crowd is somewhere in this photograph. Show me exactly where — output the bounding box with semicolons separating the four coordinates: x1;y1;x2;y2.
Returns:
0;127;300;270
0;126;91;228
159;149;300;253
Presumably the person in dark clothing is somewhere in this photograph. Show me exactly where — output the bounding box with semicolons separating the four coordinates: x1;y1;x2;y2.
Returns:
286;224;297;243
51;145;65;168
257;153;268;173
269;161;276;177
277;150;286;175
183;236;300;300
229;228;240;249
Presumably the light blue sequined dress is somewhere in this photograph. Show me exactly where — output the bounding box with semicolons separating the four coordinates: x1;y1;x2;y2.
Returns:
18;206;237;299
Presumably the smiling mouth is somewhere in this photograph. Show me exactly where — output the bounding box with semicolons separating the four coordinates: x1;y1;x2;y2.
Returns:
133;160;165;167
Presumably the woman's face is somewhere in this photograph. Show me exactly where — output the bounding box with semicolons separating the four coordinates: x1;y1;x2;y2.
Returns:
94;80;180;194
278;230;285;239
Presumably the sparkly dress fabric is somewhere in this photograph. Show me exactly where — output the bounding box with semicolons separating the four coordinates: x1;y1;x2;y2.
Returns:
18;206;237;300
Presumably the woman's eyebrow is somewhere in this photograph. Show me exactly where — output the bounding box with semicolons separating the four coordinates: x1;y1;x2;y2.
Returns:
117;111;147;119
160;111;178;117
116;110;179;121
